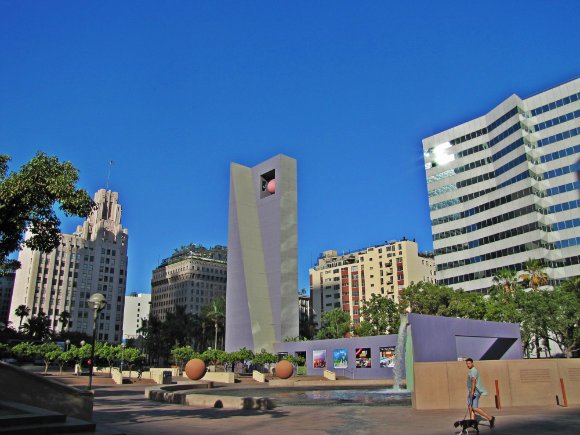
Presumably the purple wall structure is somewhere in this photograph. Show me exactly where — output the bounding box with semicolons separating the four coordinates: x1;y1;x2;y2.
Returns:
275;335;400;380
275;314;522;380
406;313;522;363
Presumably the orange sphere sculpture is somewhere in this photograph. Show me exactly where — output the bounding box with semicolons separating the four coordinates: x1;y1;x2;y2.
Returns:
275;360;293;379
185;358;206;380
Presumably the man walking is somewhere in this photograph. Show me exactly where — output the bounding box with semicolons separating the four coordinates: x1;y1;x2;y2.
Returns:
465;358;495;428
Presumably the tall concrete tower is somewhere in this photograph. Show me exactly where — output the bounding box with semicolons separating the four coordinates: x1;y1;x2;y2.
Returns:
225;155;298;353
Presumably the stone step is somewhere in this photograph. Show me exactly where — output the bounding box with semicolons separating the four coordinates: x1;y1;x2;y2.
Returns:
0;401;124;435
0;401;67;428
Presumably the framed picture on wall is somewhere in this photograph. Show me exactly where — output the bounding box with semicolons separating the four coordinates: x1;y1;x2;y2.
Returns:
355;347;371;368
333;349;348;369
380;346;396;368
313;350;327;368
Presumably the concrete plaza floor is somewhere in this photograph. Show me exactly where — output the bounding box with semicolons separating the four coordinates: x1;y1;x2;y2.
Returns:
83;379;580;435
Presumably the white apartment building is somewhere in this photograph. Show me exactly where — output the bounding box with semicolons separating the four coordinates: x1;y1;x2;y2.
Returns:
310;239;436;328
9;189;129;343
122;292;151;341
0;271;15;325
150;245;227;322
423;78;580;292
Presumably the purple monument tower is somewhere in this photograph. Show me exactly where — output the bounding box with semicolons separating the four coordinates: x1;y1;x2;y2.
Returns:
225;155;299;353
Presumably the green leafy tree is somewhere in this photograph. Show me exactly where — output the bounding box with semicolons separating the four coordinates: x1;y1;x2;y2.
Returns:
122;347;142;378
251;350;278;373
359;294;401;335
57;349;76;375
227;347;254;372
546;285;580;358
447;290;487;320
138;316;163;365
316;308;352;339
37;342;61;374
0;152;94;273
353;321;375;337
201;348;228;370
11;342;38;361
14;305;30;330
171;346;197;371
96;342;119;373
399;281;457;315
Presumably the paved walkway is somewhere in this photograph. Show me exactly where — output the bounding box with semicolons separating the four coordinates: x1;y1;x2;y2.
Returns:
89;383;580;435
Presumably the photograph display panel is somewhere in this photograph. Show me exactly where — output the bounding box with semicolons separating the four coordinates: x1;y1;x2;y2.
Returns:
313;350;327;368
333;349;348;369
355;347;371;368
380;346;396;368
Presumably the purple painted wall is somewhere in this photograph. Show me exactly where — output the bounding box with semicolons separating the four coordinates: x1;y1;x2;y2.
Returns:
407;313;522;363
276;335;400;380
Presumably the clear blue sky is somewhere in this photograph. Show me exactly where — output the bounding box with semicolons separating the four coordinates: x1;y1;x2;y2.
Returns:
1;1;578;294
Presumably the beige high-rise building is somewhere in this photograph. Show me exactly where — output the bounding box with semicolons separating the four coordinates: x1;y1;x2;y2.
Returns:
9;189;129;343
122;292;151;341
0;271;15;325
310;239;436;328
150;245;227;322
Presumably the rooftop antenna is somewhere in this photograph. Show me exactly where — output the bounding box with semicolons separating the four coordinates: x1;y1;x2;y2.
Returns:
106;160;114;190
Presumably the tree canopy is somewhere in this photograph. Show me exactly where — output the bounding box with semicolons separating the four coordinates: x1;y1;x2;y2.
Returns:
0;152;94;273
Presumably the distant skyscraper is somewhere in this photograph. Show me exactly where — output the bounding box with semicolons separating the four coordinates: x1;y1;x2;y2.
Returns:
122;292;151;341
9;189;129;342
423;78;580;292
225;155;299;353
310;239;436;328
0;271;15;325
150;245;227;322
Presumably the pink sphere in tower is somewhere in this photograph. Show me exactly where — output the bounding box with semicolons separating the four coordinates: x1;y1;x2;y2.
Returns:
267;179;276;194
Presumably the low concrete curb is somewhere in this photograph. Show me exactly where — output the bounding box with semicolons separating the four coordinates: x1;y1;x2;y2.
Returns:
146;384;275;410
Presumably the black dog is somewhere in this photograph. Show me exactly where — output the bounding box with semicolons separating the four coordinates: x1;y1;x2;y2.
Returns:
453;419;479;434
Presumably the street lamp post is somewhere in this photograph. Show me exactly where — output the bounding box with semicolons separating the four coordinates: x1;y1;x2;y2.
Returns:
120;343;126;374
87;293;107;390
65;339;71;351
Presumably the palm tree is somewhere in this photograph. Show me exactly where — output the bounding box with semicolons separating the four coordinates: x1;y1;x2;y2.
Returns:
58;311;71;332
492;268;519;295
202;297;225;350
22;313;51;340
520;258;549;291
14;305;30;330
520;259;550;358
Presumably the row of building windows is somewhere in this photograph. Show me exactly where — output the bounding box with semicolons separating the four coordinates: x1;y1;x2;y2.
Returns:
530;92;580;117
437;237;546;272
429;152;528;199
449;107;520;146
431;116;520;169
551;217;580;232
539;161;580;181
545;180;580;197
438;255;580;286
546;198;580;214
536;126;579;147
492;138;524;162
539;143;580;164
427;156;492;184
554;236;580;249
433;204;539;243
534;109;580;132
432;187;532;226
